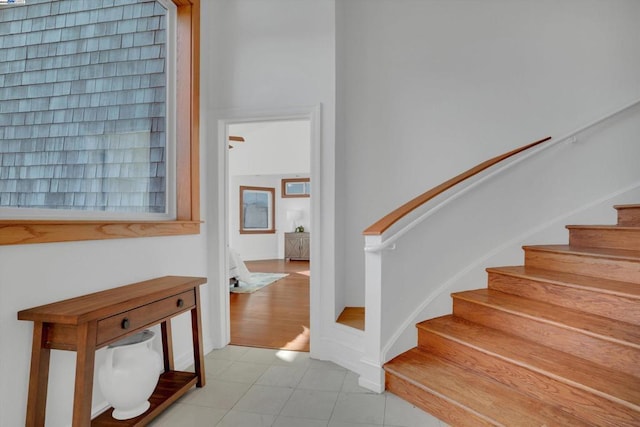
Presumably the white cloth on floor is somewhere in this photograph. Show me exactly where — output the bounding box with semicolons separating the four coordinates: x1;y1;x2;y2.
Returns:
229;248;253;284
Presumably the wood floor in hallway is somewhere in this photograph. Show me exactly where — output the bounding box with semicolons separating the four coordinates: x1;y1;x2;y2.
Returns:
230;259;310;352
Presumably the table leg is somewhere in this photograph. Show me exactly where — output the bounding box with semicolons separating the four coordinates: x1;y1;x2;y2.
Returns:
191;287;206;387
160;320;175;372
25;322;50;427
71;322;97;427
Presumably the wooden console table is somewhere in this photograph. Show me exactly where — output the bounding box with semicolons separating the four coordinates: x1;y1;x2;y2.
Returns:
18;275;207;427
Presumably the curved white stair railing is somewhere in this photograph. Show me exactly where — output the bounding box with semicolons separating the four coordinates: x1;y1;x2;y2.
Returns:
359;97;640;392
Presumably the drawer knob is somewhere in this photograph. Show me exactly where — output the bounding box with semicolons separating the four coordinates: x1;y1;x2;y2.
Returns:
177;298;184;308
121;318;130;329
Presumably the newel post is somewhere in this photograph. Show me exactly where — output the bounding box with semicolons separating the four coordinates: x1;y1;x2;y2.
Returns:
359;235;385;392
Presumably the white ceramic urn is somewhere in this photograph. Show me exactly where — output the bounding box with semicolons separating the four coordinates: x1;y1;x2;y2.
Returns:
98;330;163;420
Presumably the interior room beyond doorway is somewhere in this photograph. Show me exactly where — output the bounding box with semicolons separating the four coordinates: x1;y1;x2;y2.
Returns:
227;119;311;352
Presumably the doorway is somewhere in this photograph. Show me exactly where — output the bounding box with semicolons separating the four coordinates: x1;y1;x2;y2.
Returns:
226;118;313;351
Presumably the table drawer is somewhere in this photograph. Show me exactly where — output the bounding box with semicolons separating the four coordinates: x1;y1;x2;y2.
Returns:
97;289;195;346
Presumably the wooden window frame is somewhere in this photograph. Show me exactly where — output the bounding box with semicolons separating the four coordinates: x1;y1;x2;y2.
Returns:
239;186;276;235
281;178;310;198
0;0;201;245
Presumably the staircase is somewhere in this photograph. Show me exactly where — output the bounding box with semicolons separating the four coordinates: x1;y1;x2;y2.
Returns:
384;204;640;426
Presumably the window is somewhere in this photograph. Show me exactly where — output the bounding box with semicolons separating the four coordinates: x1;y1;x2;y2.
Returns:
281;178;310;198
239;186;275;234
0;0;200;245
0;0;173;217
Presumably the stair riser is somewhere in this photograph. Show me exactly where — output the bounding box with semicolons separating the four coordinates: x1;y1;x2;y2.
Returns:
385;372;496;427
569;228;640;251
487;271;640;325
617;207;640;226
452;298;640;376
524;249;640;285
417;328;638;427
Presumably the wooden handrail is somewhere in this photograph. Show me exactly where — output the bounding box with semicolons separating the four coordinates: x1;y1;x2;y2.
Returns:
363;137;551;236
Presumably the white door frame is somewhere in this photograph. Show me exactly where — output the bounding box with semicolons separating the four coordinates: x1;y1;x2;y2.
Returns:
212;105;322;351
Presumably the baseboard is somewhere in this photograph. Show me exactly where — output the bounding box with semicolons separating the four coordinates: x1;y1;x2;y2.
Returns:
311;324;385;393
358;357;385;393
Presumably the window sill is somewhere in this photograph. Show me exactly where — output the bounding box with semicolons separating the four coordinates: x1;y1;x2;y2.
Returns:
0;220;202;245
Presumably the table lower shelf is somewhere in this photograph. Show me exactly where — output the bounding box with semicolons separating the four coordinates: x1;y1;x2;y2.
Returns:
91;370;199;426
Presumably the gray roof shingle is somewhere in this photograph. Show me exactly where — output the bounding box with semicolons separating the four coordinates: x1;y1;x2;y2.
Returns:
0;0;167;213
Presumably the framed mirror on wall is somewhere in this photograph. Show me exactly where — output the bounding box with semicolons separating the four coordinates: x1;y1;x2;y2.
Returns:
282;178;310;198
239;186;275;234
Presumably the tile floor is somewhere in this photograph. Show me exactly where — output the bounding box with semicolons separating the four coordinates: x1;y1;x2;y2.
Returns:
149;345;448;427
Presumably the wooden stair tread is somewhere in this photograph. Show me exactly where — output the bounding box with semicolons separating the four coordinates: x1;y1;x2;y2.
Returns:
385;348;591;426
336;306;365;330
524;244;640;261
566;225;640;230
417;315;640;408
486;266;640;299
452;289;640;347
615;204;640;209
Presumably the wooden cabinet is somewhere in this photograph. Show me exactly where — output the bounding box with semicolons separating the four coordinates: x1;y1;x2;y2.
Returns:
285;232;310;261
18;276;207;427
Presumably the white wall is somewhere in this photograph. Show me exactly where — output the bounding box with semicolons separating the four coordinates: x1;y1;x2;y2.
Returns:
200;0;336;361
337;0;640;306
229;174;311;261
202;0;640;384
